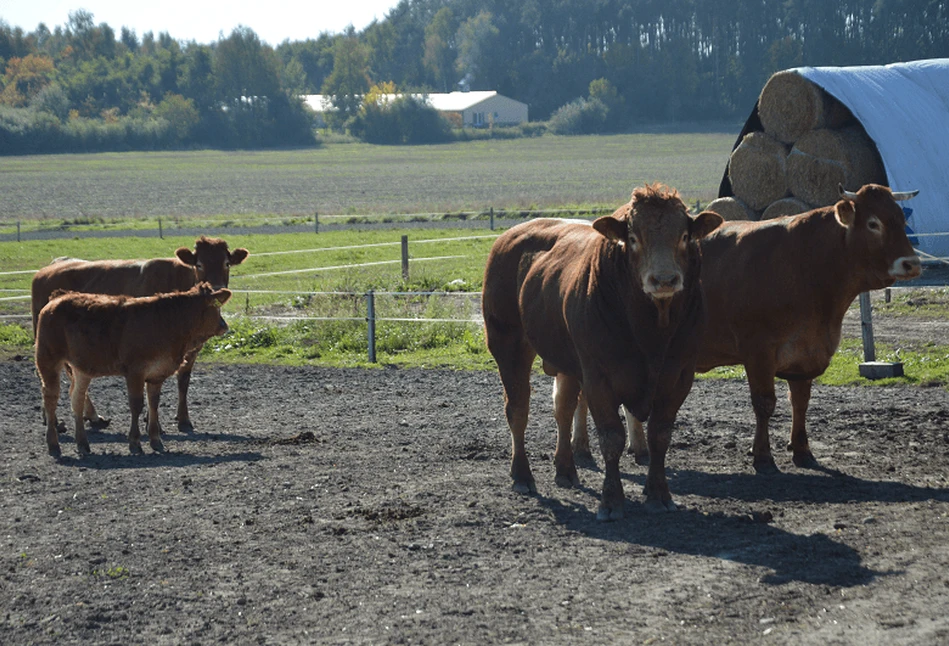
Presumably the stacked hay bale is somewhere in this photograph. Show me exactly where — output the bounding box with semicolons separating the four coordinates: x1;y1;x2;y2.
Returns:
718;70;887;222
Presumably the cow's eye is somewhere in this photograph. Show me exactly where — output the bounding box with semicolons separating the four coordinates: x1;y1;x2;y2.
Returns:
680;232;689;245
867;219;882;233
224;261;231;268
196;262;205;271
629;234;640;249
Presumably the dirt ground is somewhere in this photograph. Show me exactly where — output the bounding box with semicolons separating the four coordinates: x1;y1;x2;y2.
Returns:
3;349;949;645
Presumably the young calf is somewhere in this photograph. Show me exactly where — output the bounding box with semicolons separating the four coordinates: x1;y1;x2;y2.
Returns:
35;284;231;457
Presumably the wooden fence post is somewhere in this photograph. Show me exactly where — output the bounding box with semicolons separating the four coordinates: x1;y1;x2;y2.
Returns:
859;292;876;362
315;212;319;234
17;221;20;243
490;207;495;231
158;218;163;239
366;290;377;363
401;235;409;281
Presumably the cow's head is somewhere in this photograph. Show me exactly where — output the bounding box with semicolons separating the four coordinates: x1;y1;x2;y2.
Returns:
176;236;249;290
187;283;232;349
836;184;921;288
593;183;722;323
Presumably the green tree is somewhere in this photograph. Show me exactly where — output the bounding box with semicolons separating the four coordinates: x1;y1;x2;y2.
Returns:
423;7;456;92
153;92;199;143
455;11;499;88
320;30;370;128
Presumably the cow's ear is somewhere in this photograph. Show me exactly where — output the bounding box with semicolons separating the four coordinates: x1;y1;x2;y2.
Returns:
835;199;856;227
690;211;723;240
213;289;232;305
176;247;198;266
592;215;627;241
229;248;249;265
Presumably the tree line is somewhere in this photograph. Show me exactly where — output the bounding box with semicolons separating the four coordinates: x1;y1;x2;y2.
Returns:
1;0;947;153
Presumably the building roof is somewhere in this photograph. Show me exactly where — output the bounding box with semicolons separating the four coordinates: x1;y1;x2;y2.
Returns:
303;91;524;113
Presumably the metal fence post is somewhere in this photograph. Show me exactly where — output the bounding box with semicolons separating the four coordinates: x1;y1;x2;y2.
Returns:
315;212;319;234
859;291;876;362
158;218;163;239
490;207;495;231
17;221;21;242
366;289;377;363
401;235;409;281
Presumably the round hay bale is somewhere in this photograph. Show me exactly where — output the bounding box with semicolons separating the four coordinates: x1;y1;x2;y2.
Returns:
727;131;789;211
705;197;756;221
758;71;854;143
787;126;887;205
761;197;813;220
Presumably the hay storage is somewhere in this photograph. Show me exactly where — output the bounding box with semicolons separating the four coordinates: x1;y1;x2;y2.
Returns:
727;131;789;211
705;197;756;221
758;70;855;143
786;126;887;205
761;197;813;220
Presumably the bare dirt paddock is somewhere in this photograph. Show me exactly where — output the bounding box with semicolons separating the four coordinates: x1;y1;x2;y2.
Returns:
3;358;949;645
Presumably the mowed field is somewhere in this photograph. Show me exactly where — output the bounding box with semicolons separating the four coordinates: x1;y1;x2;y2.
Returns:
0;132;736;227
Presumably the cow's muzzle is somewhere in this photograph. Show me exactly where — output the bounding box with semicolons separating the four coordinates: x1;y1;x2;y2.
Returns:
890;255;922;280
644;271;682;299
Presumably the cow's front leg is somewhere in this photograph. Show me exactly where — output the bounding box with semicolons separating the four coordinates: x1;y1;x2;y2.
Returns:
787;379;818;468
146;381;165;453
126;375;146;455
746;361;779;474
588;391;626;521
70;371;93;457
552;374;581;487
642;416;676;512
175;350;198;432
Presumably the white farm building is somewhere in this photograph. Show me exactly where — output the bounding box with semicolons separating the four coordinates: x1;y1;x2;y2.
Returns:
303;91;528;128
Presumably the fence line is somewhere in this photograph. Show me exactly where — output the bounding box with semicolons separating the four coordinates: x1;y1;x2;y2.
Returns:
250;234;499;258
240;254;467;279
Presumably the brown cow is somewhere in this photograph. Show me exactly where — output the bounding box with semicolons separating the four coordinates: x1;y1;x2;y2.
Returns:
35;284;232;458
31;236;248;431
482;184;722;520
574;184;921;473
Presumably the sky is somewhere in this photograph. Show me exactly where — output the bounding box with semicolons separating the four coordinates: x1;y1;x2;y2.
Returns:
1;1;404;46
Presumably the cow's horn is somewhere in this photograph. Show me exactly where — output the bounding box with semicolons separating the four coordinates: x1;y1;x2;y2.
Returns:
891;189;919;201
838;184;858;200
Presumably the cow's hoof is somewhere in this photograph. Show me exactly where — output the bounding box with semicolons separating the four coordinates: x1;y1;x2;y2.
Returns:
177;419;194;434
77;442;91;457
792;451;820;469
629;450;650;466
554;470;580;488
644;498;677;513
596;504;624;522
753;458;780;475
129;443;143;455
511;479;536;495
150;439;165;453
55;421;67;434
572;447;594;463
47;445;61;458
87;417;110;430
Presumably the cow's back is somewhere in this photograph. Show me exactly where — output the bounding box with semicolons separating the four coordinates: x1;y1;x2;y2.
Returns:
482;219;594;329
31;257;194;334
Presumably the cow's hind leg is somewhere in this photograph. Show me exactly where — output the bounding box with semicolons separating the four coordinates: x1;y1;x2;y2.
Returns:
568;389;594;461
552;374;581;487
488;325;537;494
625;410;650;465
787;379;818;468
126;375;146;455
38;363;63;457
146;381;165;452
175;350;198;433
746;361;779;474
65;364;109;429
69;371;93;457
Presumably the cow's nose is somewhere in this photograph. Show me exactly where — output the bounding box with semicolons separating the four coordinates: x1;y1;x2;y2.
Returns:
902;257;921;276
218;317;229;335
648;272;681;295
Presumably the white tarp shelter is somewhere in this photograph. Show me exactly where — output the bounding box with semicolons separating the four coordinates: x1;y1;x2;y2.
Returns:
732;59;949;259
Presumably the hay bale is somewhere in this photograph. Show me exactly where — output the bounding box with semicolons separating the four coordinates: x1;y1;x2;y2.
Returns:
758;71;854;143
705;197;757;221
761;197;813;220
727;131;789;211
786;125;887;205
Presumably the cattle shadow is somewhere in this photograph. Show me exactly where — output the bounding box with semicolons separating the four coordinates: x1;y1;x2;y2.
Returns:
533;490;884;588
60;426;258;446
659;467;949;506
53;449;264;470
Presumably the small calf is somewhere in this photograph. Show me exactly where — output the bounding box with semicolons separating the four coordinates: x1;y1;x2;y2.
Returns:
35;284;231;457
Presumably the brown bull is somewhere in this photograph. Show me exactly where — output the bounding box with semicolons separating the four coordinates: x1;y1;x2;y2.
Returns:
35;284;232;458
482;184;722;520
30;236;248;432
574;184;921;473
